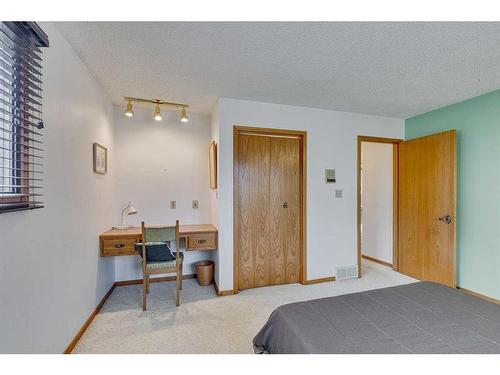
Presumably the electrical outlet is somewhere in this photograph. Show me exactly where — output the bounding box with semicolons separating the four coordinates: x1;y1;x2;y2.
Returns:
170;200;176;209
192;200;199;209
335;190;343;198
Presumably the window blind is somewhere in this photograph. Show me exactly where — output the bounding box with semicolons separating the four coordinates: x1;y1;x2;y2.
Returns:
0;22;49;213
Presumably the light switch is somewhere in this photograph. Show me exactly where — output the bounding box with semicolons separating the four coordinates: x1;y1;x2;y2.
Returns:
335;190;343;198
170;200;176;209
192;200;199;209
325;169;336;183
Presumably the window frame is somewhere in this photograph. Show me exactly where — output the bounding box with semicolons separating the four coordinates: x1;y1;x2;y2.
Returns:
0;22;48;213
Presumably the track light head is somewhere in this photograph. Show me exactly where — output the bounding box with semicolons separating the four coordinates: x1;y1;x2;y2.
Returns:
124;100;134;117
180;107;189;123
153;103;163;121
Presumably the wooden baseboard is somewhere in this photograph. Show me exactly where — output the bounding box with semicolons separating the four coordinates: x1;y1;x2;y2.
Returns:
115;273;196;286
302;276;336;285
213;279;237;296
457;286;500;305
63;282;115;354
362;254;393;268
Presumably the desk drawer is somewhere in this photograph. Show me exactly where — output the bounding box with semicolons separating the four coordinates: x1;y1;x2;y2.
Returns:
186;233;217;250
101;238;138;256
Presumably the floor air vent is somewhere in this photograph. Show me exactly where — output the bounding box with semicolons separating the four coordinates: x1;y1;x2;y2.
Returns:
335;265;358;280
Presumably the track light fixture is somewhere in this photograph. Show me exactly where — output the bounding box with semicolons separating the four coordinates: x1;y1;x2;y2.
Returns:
123;97;189;123
124;100;134;117
180;107;188;123
153;103;163;121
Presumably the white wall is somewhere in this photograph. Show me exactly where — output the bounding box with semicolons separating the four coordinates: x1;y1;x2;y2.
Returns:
209;104;219;228
209;104;220;283
112;107;213;281
361;142;393;264
212;98;404;291
0;23;115;353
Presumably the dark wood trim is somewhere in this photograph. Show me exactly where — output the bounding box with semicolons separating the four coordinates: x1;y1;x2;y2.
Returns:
233;125;307;292
213;279;237;296
392;143;399;272
357;136;402;278
63;282;115;354
302;276;336;285
361;254;393;268
118;273;234;297
234;126;307;137
457;287;500;305
357;137;362;278
233;127;239;293
452;131;458;287
302;131;307;283
115;273;196;287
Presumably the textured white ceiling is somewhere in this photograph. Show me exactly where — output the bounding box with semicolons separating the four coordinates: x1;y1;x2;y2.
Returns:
55;22;500;118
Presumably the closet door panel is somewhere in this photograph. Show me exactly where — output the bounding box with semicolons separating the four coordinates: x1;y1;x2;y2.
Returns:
236;134;271;289
269;137;301;285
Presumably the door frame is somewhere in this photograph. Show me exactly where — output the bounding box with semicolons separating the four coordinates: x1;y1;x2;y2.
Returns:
357;135;402;277
233;125;307;292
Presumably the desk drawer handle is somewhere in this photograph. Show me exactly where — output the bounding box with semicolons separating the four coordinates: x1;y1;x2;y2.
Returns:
197;239;207;244
114;243;125;248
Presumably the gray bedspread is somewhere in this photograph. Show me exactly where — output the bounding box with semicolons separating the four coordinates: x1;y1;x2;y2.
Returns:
253;281;500;353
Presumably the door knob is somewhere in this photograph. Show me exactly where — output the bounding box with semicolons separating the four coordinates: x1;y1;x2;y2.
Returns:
283;202;288;208
438;214;452;224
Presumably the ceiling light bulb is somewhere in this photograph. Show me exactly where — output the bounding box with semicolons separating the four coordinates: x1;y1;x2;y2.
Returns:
124;100;134;117
180;107;189;123
153;103;163;121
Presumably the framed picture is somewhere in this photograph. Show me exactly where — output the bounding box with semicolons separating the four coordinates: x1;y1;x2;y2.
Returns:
93;142;107;175
209;141;217;189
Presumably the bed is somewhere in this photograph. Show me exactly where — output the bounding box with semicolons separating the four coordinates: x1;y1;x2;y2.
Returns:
253;281;500;353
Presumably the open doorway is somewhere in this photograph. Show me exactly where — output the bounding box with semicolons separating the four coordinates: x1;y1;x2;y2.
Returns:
357;136;401;277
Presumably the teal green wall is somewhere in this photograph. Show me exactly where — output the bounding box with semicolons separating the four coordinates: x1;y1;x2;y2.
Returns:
406;90;500;300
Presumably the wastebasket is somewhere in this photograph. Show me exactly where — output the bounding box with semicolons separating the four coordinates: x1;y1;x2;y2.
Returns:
195;260;214;286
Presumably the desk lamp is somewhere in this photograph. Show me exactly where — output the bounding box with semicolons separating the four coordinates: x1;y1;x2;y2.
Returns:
114;201;138;230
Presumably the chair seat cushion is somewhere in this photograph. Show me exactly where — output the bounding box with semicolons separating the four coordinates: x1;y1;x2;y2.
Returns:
135;242;175;262
145;252;183;270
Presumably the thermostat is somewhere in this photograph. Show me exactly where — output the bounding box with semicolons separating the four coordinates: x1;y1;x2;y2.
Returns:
325;169;336;183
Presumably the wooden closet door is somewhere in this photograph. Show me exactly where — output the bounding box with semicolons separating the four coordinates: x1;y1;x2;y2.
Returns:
235;132;302;290
269;137;301;285
398;130;456;287
236;134;271;289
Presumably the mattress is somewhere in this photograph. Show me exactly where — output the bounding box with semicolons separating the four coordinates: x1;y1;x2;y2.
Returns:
253;281;500;353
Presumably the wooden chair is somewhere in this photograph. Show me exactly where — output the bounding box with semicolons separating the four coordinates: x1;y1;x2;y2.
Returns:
140;220;183;310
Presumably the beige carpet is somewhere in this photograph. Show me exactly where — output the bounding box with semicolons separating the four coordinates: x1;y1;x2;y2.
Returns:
72;259;417;353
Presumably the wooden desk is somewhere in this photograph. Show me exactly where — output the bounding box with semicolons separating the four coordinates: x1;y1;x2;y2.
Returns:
99;224;218;257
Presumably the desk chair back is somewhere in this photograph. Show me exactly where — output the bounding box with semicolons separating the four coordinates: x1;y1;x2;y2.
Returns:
140;220;182;309
141;220;180;267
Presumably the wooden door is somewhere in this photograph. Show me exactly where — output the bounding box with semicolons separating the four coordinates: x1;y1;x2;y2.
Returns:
398;130;456;287
235;134;271;289
269;137;301;285
235;132;302;290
